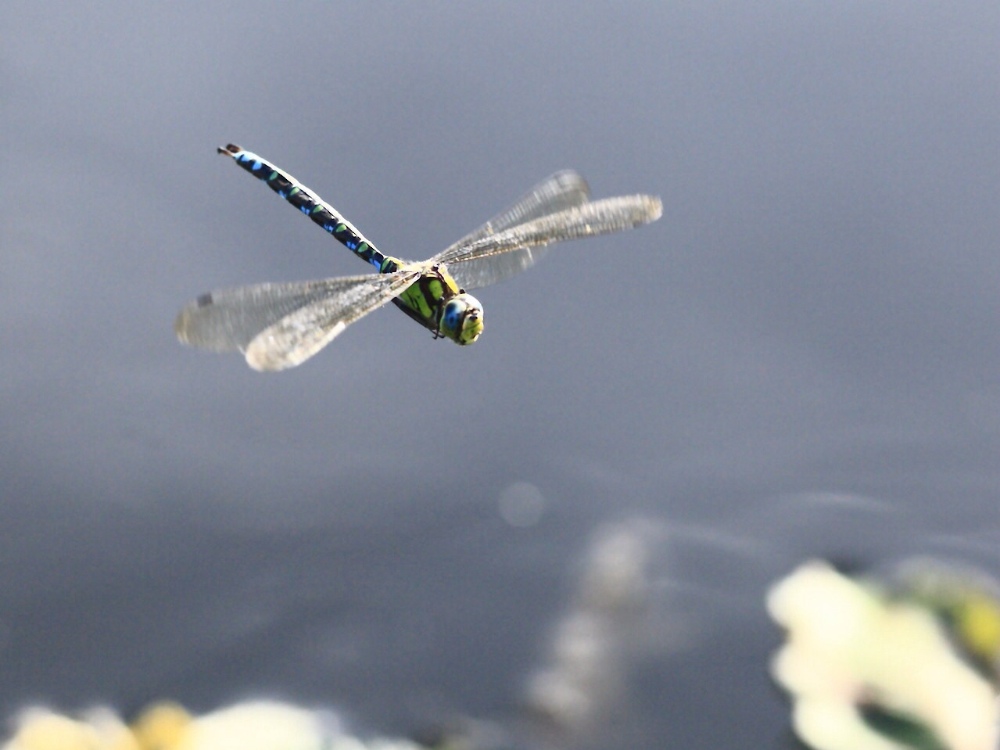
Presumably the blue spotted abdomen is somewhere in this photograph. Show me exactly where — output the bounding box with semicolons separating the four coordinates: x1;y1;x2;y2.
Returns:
220;144;400;274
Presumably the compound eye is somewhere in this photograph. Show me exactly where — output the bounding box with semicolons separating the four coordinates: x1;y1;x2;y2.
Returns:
443;300;464;330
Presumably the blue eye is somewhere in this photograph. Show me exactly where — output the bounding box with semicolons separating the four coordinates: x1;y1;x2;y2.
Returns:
444;301;463;328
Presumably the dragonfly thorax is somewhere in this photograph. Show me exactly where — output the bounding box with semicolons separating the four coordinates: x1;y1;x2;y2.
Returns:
390;265;484;345
438;292;484;345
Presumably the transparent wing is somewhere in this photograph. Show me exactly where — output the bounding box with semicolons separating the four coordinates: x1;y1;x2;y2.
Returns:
451;170;591;244
175;270;419;371
434;195;663;283
441;171;591;290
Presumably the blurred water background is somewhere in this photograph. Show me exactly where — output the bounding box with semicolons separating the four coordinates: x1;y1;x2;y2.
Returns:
2;3;1000;748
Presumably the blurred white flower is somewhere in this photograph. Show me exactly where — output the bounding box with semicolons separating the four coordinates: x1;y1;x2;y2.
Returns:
132;700;334;750
768;559;1000;750
2;700;422;750
1;706;137;750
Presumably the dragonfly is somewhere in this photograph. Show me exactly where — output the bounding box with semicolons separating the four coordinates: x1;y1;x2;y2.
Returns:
175;144;662;371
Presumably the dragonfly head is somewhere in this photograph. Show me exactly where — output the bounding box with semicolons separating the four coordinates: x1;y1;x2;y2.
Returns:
439;293;484;345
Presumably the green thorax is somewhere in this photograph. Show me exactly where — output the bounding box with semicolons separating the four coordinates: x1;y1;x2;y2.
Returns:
382;258;484;345
385;258;457;328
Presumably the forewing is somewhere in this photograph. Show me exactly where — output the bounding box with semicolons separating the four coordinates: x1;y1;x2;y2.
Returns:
175;271;417;370
243;271;417;370
176;279;357;352
437;171;591;290
437;194;663;274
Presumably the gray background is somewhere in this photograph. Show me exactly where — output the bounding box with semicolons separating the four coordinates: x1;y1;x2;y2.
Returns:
3;3;1000;748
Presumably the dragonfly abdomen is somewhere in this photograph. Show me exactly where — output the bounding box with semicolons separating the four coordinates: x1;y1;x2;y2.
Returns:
219;144;396;273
